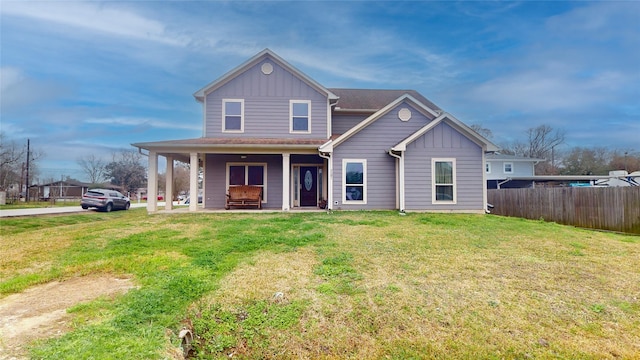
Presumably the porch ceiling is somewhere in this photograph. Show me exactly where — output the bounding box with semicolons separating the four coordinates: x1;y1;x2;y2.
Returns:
132;137;327;159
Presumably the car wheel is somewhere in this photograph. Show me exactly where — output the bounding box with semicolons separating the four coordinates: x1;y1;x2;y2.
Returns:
125;202;130;210
81;205;88;209
105;203;113;212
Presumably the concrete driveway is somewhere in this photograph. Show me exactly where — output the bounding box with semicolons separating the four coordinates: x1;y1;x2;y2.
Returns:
0;203;152;218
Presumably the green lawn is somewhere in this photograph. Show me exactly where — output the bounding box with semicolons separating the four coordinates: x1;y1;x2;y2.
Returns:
0;200;81;210
1;210;638;359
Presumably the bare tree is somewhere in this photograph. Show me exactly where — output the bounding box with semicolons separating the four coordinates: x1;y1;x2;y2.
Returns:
0;132;24;191
469;124;493;139
173;163;191;199
157;163;191;200
523;125;565;160
77;154;106;184
0;134;43;201
501;124;565;175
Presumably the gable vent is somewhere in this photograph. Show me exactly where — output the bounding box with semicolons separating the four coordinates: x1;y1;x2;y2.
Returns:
398;108;412;121
261;62;274;75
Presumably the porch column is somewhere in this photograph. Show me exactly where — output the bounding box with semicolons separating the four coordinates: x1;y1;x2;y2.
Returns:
165;156;174;210
282;153;290;211
320;153;333;210
148;151;158;212
189;152;199;212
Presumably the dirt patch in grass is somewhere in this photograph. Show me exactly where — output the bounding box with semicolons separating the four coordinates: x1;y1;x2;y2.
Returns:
0;275;136;359
210;247;318;306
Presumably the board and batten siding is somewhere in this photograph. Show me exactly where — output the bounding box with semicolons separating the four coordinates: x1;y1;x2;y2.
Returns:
204;154;283;209
332;102;435;210
404;122;484;211
204;59;329;139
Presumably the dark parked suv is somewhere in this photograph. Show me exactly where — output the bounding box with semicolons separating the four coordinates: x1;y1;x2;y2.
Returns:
81;189;130;212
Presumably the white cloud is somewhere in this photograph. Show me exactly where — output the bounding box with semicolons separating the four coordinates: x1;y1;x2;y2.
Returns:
469;69;628;112
1;0;187;46
85;117;201;131
463;2;639;115
0;66;23;92
0;66;68;112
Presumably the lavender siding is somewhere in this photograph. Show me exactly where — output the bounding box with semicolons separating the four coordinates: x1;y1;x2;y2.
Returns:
204;154;283;209
205;59;329;139
203;153;324;209
331;114;366;135
332;102;435;210
404;122;484;211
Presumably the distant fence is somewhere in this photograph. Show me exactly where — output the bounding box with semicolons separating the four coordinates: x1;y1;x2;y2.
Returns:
487;187;640;234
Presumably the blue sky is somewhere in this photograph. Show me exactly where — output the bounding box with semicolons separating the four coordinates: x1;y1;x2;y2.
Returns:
1;0;638;182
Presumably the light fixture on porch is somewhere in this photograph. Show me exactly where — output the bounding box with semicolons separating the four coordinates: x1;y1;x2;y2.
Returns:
240;155;247;159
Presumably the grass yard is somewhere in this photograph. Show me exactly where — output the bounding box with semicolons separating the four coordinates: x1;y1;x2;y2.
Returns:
0;200;82;210
0;210;638;359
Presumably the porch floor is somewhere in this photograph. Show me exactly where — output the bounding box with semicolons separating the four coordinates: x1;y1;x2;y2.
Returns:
154;206;327;214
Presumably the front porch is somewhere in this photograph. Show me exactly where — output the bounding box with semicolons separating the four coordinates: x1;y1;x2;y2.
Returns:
144;150;329;213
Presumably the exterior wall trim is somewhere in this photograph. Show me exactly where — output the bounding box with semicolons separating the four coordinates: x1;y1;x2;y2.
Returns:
431;158;457;205
393;113;499;152
321;94;440;151
193;49;338;102
342;158;367;205
289;100;312;134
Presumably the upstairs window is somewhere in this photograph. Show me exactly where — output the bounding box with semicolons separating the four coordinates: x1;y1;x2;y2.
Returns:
223;99;244;132
432;158;456;204
290;100;311;133
504;162;513;174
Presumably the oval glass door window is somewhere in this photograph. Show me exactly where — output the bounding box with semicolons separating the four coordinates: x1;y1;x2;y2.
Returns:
304;170;313;191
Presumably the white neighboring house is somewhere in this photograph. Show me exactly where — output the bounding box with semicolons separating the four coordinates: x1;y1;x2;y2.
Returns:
485;153;544;189
486;154;640;188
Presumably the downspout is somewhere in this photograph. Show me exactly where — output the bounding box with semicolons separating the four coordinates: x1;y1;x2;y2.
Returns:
497;178;512;189
328;99;339;140
319;152;332;210
136;147;149;157
388;150;405;213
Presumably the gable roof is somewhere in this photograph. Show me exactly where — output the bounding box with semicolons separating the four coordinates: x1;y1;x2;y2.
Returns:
38;180;91;187
193;48;339;102
486;153;545;162
391;112;500;152
319;93;442;152
329;88;441;113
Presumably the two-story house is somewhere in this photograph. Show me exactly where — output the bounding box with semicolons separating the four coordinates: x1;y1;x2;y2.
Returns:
132;49;499;212
485;153;545;189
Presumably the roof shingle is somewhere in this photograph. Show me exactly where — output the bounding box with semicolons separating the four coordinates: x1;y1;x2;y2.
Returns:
329;88;441;112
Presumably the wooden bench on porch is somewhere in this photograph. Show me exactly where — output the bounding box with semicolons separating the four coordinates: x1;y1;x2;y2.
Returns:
225;185;262;210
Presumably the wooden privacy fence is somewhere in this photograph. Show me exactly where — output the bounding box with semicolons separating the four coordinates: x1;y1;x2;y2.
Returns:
487;187;640;234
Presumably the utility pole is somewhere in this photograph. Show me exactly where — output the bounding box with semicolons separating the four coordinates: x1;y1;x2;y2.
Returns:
624;152;628;172
25;139;30;202
20;163;25;201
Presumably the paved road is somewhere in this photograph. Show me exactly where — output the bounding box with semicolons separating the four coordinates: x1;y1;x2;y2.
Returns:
0;202;153;218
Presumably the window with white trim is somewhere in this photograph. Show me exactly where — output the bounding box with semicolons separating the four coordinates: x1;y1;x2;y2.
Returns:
227;163;267;201
503;162;513;174
432;158;456;204
290;100;311;133
223;99;244;132
343;159;366;204
485;162;491;173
